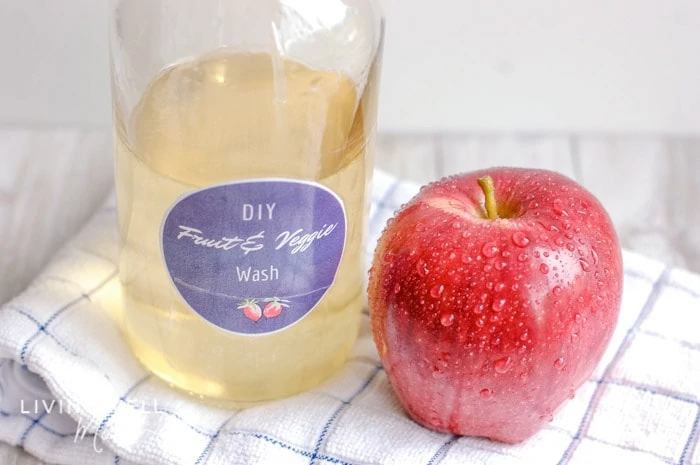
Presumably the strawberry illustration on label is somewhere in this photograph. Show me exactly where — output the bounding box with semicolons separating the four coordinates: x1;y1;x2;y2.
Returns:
262;298;290;319
238;299;262;322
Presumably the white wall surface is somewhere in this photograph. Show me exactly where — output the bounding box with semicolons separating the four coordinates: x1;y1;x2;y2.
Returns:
0;1;111;128
1;0;700;134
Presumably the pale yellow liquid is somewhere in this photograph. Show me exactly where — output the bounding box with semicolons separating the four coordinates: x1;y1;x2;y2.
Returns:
114;50;379;405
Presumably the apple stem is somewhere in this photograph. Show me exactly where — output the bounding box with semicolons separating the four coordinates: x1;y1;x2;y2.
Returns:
478;176;499;220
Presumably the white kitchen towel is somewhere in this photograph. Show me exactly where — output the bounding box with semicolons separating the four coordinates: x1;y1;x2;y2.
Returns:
1;170;700;465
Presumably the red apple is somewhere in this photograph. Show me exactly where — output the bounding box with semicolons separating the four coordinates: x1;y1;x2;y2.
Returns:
368;168;622;443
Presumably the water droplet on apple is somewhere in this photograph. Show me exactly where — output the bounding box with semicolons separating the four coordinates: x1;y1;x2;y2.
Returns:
539;233;549;241
518;252;529;262
440;312;455;327
483;264;493;272
576;296;584;304
540;264;550;274
494;357;512;374
495;261;507;271
574;313;582;323
553;286;563;296
432;367;445;378
492;298;506;312
430;284;445;298
382;253;395;264
579;259;591;272
528;201;540;209
475;304;485;315
597;281;605;289
490;315;500;323
480;388;493;400
482;242;499;258
476;317;486;327
543;251;550;258
555;238;565;247
591;248;599;265
452;221;462;229
566;243;575;252
415;223;426;232
512;283;520;291
461;253;473;264
553;199;568;216
393;283;401;294
568;389;576;399
512;232;530;248
495;282;506;292
520;372;529;381
520;331;529;341
554;357;566;370
416;259;429;276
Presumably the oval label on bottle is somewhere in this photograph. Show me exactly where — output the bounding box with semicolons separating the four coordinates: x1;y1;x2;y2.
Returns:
161;179;347;336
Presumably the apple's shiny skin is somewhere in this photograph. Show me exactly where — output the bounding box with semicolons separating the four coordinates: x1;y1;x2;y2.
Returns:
368;168;623;443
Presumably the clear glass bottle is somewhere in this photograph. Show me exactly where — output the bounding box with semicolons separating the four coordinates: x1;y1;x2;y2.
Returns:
109;0;384;406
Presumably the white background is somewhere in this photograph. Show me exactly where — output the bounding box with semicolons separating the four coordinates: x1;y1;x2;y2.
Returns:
1;0;699;134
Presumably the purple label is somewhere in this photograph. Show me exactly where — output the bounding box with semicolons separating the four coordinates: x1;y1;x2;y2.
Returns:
161;179;346;335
